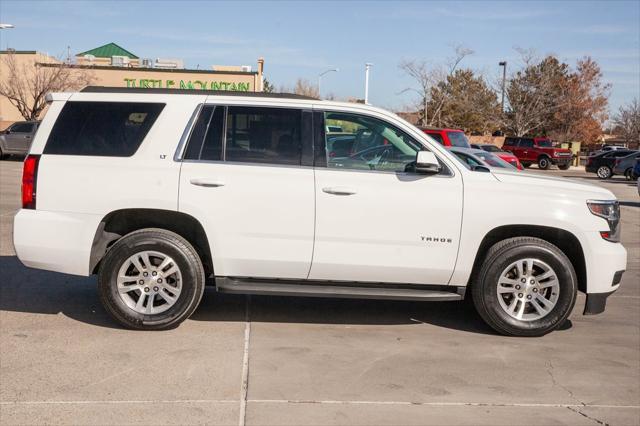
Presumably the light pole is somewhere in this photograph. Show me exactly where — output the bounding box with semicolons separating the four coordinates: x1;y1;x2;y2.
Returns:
364;63;373;104
0;24;15;29
499;61;507;113
318;68;338;98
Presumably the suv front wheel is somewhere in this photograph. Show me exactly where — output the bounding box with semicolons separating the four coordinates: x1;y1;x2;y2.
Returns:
538;156;551;170
98;228;205;330
472;237;577;337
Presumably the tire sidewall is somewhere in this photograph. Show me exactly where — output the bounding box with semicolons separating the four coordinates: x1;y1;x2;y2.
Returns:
597;166;611;179
478;243;576;336
99;232;203;329
538;157;550;170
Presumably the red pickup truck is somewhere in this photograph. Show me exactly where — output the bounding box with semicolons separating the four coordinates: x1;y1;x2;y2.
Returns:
502;137;573;170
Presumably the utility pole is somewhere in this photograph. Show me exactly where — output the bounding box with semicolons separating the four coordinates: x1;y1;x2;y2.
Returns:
318;68;338;99
364;63;373;104
499;61;507;113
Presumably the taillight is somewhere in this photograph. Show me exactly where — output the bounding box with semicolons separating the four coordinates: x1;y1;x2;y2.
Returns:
22;154;40;209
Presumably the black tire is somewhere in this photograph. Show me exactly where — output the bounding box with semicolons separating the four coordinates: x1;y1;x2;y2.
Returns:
522;162;531;168
558;163;570;170
624;168;633;181
472;237;577;337
538;156;551;170
98;228;205;330
596;165;612;179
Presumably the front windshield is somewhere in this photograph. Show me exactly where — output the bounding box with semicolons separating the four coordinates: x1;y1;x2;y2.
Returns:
447;131;470;147
537;139;554;148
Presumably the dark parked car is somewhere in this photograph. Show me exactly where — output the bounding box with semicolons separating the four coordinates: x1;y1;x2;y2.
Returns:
0;121;39;158
585;149;637;179
612;151;640;180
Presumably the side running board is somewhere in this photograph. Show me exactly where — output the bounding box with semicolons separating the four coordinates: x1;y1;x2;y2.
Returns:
215;277;465;301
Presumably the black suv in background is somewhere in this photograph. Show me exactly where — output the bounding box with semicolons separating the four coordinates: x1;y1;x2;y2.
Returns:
586;149;637;179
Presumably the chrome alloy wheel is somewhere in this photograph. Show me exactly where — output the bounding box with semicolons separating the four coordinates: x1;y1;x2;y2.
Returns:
116;250;182;315
496;258;560;321
597;166;611;179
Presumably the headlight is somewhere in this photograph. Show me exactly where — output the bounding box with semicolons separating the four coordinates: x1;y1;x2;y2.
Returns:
587;200;621;242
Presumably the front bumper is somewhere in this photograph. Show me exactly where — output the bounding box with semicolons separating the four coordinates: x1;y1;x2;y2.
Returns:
551;157;572;165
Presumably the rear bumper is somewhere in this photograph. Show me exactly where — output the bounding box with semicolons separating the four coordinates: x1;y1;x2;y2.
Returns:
13;209;102;276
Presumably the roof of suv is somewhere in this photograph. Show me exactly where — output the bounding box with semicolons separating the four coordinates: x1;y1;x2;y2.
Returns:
81;86;318;100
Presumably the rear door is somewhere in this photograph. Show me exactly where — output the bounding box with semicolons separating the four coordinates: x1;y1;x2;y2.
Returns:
178;104;315;279
519;138;534;161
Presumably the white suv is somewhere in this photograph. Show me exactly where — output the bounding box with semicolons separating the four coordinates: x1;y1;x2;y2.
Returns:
13;87;627;336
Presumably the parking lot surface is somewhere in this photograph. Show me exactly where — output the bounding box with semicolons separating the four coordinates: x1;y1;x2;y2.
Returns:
1;159;638;425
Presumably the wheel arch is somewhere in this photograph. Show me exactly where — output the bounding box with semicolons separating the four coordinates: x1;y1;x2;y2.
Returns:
90;208;214;278
470;224;586;294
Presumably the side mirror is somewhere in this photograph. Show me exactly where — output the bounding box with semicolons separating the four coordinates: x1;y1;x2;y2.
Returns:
415;151;441;174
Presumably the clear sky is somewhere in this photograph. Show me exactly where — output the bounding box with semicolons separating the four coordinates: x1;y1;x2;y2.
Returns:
1;0;638;113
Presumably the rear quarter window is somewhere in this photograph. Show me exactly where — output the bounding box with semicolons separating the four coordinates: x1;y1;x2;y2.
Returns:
44;101;165;156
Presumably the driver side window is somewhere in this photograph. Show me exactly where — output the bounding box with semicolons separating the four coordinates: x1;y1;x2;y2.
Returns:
324;112;422;173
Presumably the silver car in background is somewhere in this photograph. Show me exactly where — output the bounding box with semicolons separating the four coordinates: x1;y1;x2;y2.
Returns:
448;147;518;171
0;121;39;159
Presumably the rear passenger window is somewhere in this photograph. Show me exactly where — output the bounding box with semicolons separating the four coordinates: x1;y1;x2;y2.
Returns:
184;105;224;161
225;106;302;165
520;139;534;148
44;102;164;156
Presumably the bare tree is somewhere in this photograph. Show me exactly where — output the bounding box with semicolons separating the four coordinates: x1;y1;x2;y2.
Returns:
0;52;94;121
279;78;319;98
612;98;640;144
399;45;474;126
502;53;569;137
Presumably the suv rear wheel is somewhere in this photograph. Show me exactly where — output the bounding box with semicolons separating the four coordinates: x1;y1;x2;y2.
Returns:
472;237;577;337
98;228;205;330
538;156;551;170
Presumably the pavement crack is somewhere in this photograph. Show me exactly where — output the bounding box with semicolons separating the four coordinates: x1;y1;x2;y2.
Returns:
566;406;610;426
238;295;251;426
546;360;584;406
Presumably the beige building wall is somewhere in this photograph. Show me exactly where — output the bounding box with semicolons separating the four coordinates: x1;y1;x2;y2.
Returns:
1;52;264;129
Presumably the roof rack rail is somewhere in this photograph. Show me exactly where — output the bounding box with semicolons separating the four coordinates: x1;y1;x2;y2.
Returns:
80;86;318;100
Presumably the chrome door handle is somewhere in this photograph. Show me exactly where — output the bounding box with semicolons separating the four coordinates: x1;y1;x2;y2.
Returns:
322;186;357;196
190;178;225;188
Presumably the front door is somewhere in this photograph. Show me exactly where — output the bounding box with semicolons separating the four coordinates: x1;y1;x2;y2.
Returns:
309;111;463;285
179;104;315;279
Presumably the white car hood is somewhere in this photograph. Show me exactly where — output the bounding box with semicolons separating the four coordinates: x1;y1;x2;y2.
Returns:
490;169;616;200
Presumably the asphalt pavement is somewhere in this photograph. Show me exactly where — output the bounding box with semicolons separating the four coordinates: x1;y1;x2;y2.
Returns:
0;159;638;425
